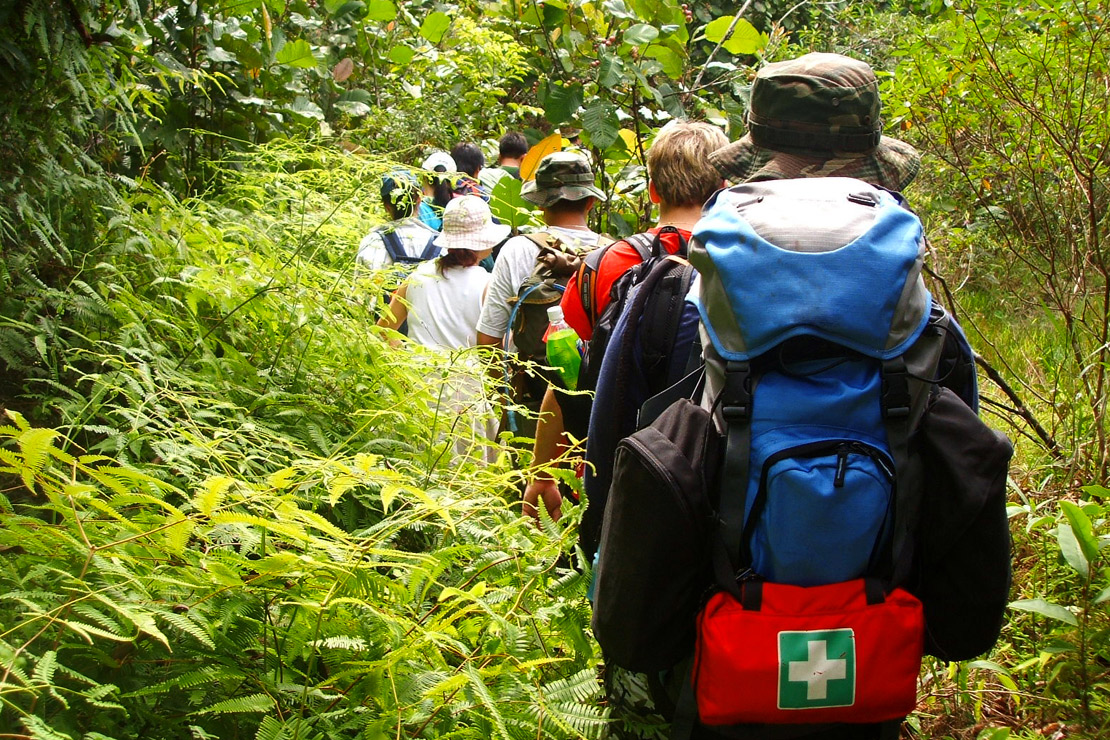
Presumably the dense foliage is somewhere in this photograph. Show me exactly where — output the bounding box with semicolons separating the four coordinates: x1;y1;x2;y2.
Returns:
2;0;1109;739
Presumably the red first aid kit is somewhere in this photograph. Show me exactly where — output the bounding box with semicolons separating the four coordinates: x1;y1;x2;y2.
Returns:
693;579;923;725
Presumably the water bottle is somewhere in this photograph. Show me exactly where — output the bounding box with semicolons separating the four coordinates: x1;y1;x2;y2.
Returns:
544;305;581;391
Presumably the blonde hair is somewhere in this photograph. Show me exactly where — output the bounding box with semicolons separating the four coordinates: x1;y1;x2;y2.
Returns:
646;120;729;207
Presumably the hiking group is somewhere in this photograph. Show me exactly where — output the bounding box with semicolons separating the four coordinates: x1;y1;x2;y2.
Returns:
364;52;1013;740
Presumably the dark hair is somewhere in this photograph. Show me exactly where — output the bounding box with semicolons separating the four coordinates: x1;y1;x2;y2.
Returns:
499;132;528;160
381;177;420;218
545;196;595;216
431;179;454;208
437;247;480;274
450;142;484;177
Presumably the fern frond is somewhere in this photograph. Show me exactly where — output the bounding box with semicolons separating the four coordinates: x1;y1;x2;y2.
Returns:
156;609;216;650
196;692;276;714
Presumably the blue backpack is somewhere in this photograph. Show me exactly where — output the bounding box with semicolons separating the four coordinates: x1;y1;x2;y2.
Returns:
592;177;1011;688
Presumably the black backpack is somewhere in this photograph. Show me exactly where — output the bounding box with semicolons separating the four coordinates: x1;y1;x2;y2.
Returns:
559;227;693;443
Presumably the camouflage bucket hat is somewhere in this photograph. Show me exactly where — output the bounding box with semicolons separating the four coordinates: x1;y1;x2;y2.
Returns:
709;53;921;192
521;152;607;207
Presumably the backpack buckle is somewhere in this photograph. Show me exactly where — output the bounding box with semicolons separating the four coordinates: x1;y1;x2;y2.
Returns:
881;357;911;419
721;361;752;421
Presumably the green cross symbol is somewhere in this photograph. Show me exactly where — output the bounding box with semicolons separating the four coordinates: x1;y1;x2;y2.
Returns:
778;629;856;710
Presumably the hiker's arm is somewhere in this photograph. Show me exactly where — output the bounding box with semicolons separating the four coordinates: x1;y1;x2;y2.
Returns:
523;387;566;522
376;284;409;331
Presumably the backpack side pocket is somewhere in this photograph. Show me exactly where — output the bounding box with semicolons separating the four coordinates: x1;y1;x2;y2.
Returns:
915;386;1014;661
592;398;719;673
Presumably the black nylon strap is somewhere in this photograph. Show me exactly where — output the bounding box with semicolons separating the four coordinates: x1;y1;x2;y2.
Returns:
380;229;406;263
741;579;763;611
718;361;753;573
668;668;699;740
882;356;913;585
864;578;887;606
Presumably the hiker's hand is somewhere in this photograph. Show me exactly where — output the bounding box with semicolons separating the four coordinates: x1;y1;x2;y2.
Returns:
523;478;562;524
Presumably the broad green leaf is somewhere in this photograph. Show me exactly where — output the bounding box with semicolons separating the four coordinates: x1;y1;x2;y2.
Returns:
388;45;414;65
420;11;451;44
703;16;763;55
1057;520;1089;578
1060;500;1099;565
624;24;659;45
366;0;396;21
1008;598;1077;626
598;54;625;88
329;0;366;17
542;82;583;126
967;659;1011;676
1080;484;1110;499
274;39;317;68
654;81;686;118
1095;585;1110;604
581;99;619;150
602;0;636;20
287;97;325;120
646;44;684;80
489;176;531;229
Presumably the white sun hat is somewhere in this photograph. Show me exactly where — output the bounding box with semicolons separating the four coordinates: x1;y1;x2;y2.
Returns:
421;150;457;174
434;196;511;251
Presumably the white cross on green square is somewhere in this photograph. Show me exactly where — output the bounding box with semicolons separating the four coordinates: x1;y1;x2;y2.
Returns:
778;629;856;710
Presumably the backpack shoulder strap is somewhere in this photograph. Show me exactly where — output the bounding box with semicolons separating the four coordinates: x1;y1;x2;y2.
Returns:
380;229;407;263
576;231;655;328
417;233;441;261
624;232;655;261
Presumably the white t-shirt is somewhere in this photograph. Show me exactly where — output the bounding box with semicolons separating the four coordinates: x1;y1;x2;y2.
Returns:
406;260;491;350
357;217;441;271
476;226;602;341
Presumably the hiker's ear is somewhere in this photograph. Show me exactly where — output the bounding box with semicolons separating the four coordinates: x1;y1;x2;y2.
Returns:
648;181;661;204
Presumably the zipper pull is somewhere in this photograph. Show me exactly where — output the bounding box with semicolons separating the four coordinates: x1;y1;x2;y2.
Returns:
834;446;849;488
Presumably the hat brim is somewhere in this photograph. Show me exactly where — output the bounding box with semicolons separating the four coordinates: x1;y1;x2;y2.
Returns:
520;182;607;207
434;222;512;251
709;134;921;193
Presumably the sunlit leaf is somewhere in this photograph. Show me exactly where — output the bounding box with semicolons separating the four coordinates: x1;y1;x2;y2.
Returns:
1060;501;1099;568
624;24;659;45
274;39;317;68
388;45;414;65
703;16;763;55
1008;598;1077;626
1056;518;1089;579
420;11;451;43
520;133;564;181
366;0;396;21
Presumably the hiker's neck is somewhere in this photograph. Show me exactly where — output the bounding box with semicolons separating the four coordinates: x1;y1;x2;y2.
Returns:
543;210;592;231
657;203;703;232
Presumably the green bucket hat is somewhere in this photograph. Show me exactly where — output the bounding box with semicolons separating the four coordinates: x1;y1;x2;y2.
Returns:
521;152;607;207
709;52;921;192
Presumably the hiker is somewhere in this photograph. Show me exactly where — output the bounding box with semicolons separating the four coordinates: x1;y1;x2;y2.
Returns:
377;195;509;462
590;52;1009;740
479;131;528;191
449;141;489;200
522;120;729;523
356;171;441;271
420;150;457;230
475;151;609;449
